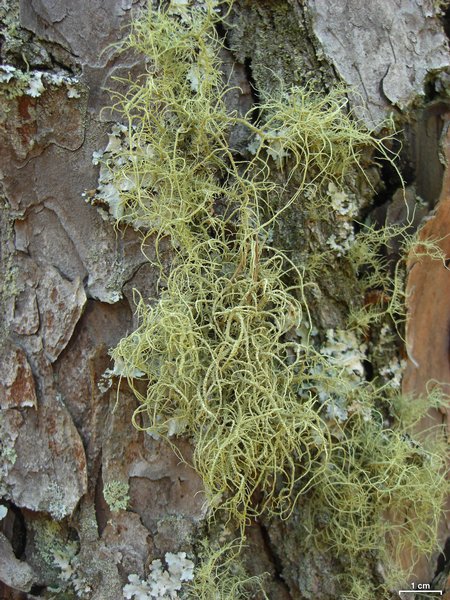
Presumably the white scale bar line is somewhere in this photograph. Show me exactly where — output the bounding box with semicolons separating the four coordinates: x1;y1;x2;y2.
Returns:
398;592;443;596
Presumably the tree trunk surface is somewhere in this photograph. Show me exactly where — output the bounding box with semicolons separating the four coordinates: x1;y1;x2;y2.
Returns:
0;1;449;599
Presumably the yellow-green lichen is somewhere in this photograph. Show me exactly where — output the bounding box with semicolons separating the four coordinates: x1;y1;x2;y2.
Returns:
101;1;449;597
103;479;130;513
187;540;268;599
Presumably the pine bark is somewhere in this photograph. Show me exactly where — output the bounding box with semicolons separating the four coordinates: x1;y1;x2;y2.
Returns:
0;1;449;598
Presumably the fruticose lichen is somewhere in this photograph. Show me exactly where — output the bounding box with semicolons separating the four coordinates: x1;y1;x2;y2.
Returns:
186;540;267;599
97;1;449;597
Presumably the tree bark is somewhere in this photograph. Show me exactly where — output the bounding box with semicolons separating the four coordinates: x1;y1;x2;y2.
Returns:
0;1;449;598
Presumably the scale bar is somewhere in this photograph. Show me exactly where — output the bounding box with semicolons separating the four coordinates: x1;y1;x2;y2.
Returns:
398;592;443;596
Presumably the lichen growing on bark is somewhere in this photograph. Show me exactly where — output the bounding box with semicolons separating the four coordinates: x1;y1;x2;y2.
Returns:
98;1;449;597
227;0;335;96
103;480;130;513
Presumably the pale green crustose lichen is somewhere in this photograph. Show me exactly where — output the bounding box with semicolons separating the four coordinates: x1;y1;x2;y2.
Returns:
103;479;130;513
